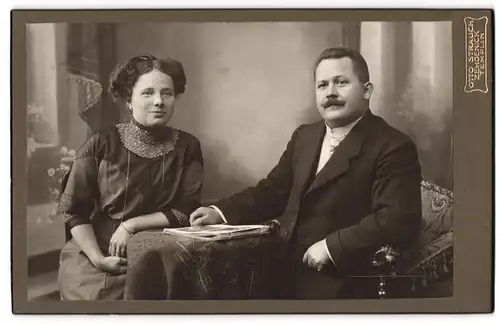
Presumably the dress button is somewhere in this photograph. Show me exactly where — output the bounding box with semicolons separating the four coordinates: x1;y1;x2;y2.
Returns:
284;230;289;235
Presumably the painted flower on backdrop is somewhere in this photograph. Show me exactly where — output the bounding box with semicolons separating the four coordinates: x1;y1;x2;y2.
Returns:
45;146;76;222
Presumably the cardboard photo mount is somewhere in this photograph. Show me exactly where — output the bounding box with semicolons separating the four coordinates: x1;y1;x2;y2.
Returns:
11;9;494;314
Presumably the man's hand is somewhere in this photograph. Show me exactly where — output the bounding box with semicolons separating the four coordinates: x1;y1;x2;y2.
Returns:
302;239;331;272
109;223;133;257
189;207;225;226
93;256;127;275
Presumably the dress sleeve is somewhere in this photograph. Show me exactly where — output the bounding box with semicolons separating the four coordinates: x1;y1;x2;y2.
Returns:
161;136;204;227
59;134;101;230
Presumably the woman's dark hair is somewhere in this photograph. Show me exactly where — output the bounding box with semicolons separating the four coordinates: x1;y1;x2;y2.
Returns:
108;54;187;103
313;47;370;83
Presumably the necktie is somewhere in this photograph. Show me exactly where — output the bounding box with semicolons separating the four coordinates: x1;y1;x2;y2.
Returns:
329;132;347;153
316;131;347;175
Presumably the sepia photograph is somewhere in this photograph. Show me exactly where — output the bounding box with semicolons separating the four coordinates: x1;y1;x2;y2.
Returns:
12;8;493;314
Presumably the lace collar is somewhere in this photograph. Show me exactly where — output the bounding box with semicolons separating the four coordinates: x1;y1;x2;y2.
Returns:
116;118;179;159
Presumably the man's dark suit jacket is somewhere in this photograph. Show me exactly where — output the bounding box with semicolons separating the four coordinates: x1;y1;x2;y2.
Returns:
216;110;422;298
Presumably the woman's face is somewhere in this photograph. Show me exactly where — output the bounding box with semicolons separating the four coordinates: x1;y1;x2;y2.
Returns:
128;69;177;128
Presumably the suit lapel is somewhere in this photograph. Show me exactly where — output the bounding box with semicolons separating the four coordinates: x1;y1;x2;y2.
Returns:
294;122;326;198
304;111;373;196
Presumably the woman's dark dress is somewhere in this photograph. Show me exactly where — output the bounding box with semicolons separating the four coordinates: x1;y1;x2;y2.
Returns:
57;121;203;300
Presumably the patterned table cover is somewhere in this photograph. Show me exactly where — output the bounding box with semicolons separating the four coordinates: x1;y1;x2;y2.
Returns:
124;230;282;300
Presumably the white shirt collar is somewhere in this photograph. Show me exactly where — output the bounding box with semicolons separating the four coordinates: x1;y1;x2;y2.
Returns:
325;115;363;140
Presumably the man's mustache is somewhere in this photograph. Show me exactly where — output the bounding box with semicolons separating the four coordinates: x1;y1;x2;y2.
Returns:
323;98;345;107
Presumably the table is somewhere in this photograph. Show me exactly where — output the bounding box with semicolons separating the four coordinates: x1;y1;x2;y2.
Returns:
124;230;283;300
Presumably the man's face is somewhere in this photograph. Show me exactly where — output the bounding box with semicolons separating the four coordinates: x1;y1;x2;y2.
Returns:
315;57;372;128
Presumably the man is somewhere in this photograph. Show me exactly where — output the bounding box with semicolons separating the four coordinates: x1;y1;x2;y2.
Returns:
190;47;422;299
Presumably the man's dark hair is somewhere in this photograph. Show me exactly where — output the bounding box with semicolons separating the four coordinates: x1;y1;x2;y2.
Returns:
313;47;370;83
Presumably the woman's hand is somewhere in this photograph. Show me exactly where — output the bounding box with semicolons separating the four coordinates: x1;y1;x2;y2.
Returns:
108;223;134;258
93;256;127;275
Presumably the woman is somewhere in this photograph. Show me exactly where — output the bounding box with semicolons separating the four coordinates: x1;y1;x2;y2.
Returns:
57;54;203;300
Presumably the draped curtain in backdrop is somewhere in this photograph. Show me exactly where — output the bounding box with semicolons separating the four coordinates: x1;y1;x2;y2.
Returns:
66;23;120;136
360;22;453;190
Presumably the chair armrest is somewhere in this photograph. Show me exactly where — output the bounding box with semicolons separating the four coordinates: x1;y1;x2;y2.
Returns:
371;231;453;276
403;231;454;280
370;232;454;298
